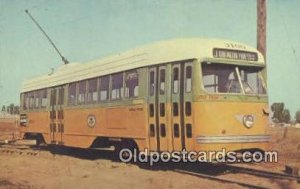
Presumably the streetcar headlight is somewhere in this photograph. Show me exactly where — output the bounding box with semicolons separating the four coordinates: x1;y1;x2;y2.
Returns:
243;115;254;128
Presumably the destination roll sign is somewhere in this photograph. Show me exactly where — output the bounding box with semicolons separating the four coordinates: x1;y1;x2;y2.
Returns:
213;48;258;61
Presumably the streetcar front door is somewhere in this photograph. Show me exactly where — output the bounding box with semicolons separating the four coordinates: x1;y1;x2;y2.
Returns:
170;62;193;151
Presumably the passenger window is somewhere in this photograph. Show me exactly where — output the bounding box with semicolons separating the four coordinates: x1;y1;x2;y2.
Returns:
149;71;155;96
87;78;98;103
174;124;179;138
23;93;28;110
100;76;109;101
50;89;57;106
186;65;192;92
149;104;154;117
173;102;178;116
160;103;165;117
173;67;179;94
78;81;86;104
159;69;165;94
58;88;64;105
125;70;139;98
111;73;124;100
68;83;76;105
34;91;40;109
185;102;191;116
29;92;34;109
186;124;192;138
150;124;155;137
41;89;47;108
160;124;166;137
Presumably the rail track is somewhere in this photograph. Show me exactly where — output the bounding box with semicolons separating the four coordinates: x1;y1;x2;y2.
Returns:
173;163;299;189
1;140;299;189
174;169;269;189
227;164;300;183
0;141;41;156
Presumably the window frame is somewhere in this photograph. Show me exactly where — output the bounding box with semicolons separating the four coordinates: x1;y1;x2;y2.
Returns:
68;82;77;106
185;64;192;93
172;67;180;94
77;80;87;105
159;67;166;95
200;62;268;96
110;72;124;100
22;93;28;110
87;77;99;104
124;70;139;98
40;89;48;108
99;75;110;102
149;70;156;96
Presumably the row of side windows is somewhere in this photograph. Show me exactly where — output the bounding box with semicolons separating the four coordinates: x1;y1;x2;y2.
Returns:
22;89;47;110
22;70;139;110
149;65;192;96
68;70;139;105
22;64;191;109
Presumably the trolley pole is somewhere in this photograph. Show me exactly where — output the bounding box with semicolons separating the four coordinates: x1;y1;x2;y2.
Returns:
257;0;267;61
25;10;69;65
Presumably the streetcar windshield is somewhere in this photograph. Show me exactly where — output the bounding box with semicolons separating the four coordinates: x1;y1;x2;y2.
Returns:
201;62;266;95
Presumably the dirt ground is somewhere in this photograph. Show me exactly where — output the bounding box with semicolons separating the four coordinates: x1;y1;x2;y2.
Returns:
0;122;299;189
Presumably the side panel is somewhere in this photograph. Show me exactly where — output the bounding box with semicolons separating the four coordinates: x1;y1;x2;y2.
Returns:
62;103;148;148
23;111;49;136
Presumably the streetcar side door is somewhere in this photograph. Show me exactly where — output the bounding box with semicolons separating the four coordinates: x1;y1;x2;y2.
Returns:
49;86;65;144
170;63;183;151
148;68;158;151
148;66;170;152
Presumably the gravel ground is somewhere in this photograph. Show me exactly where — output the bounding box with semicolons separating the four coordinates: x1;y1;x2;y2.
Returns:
0;124;299;189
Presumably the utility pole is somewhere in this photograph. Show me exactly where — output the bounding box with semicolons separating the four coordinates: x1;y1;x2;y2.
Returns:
257;0;267;61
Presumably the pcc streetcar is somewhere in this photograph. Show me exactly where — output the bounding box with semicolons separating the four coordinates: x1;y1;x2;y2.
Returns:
19;38;270;156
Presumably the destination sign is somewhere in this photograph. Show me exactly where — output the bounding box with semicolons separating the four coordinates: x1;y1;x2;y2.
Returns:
213;48;258;61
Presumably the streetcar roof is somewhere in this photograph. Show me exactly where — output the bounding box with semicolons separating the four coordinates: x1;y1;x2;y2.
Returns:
21;38;265;92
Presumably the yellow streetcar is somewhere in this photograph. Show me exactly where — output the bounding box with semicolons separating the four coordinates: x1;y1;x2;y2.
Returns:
19;38;270;157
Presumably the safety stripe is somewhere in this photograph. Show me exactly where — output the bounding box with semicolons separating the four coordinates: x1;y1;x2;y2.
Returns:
196;135;271;144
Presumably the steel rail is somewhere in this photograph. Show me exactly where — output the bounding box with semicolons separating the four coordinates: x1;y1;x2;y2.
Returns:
174;169;269;189
226;164;300;183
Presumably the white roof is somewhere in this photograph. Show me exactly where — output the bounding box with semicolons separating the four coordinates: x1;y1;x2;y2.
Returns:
21;38;265;92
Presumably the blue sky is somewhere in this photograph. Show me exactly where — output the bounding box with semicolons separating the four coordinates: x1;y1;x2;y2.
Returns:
0;0;299;116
